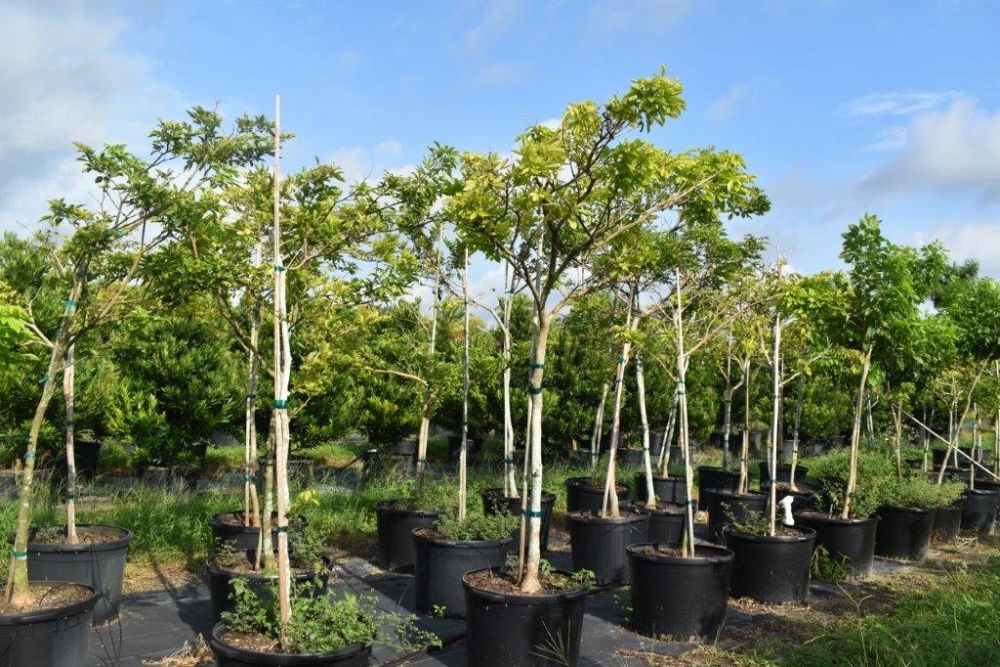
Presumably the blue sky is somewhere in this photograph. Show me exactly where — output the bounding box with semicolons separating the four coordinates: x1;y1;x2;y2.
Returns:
3;0;1000;286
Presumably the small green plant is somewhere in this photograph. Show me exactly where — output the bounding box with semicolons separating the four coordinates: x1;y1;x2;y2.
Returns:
539;559;596;591
883;477;964;510
432;604;447;618
722;504;771;537
436;512;518;541
810;544;847;582
223;578;440;655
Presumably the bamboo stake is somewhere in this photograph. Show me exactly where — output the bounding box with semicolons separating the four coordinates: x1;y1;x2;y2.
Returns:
63;343;78;544
458;248;470;520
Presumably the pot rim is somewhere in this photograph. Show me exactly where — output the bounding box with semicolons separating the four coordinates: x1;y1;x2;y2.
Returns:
205;555;331;582
462;567;590;604
963;487;1000;496
565;510;650;525
793;511;880;527
0;582;100;626
708;489;767;500
626;542;734;565
722;525;817;543
565;477;627;493
630;501;685;516
697;465;739;475
634;473;687;483
481;488;557;502
374;501;442;517
411;528;513;548
209;621;371;662
877;504;935;515
17;524;133;553
209;512;308;529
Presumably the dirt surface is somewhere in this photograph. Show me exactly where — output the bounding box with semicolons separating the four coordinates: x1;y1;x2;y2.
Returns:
31;525;127;545
218;630;282;655
0;581;92;614
465;567;584;596
208;552;314;576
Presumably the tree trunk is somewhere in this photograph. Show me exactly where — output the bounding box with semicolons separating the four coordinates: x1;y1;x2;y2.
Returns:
501;266;517;497
6;275;83;604
658;388;679;477
738;359;752;495
673;271;696;557
768;311;781;536
416;232;444;498
893;401;903;478
519;310;550;594
842;346;873;519
244;300;262;528
721;333;735;471
601;291;636;519
789;386;804;491
63;344;78;544
636;354;655;508
590;383;609;470
458;249;470;520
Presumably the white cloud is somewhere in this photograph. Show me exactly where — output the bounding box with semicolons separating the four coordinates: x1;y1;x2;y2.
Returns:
914;221;1000;276
465;0;520;52
841;90;964;117
330;141;413;184
0;1;183;232
586;0;692;33
710;83;749;121
476;63;530;86
539;117;562;130
860;98;1000;201
865;125;909;151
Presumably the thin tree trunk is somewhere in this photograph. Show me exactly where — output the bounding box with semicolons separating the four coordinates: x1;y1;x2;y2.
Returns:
63;344;78;544
721;332;735;471
768;311;781;536
6;274;83;603
458;249;470;520
969;404;979;490
590;383;609;470
789;386;804;491
893;400;903;478
842;346;874;519
520;310;550;594
636;354;655;508
738;359;752;495
673;270;696;557
601;289;636;519
936;366;988;486
244;299;262;528
416;230;444;498
501;264;517;497
658;387;679;477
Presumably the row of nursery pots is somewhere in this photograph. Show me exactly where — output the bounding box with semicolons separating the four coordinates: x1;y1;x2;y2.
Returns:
0;523;133;667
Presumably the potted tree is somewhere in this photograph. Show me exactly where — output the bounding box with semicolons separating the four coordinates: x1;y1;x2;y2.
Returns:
448;69;768;658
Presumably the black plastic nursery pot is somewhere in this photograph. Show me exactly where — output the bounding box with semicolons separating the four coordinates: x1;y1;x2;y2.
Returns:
761;482;817;513
413;530;512;618
74;439;102;480
482;488;556;552
566;511;649;586
705;490;767;544
627;544;733;640
758;462;808;485
633;473;688;505
0;582;100;667
696;466;740;510
209;621;371;667
564;477;629;515
960;488;1000;532
206;557;331;622
618;447;651;469
374;502;442;571
794;512;879;578
723;526;816;604
633;502;685;547
874;505;934;561
463;568;588;667
210;512;308;554
932;502;963;542
932;447;979;470
22;525;132;625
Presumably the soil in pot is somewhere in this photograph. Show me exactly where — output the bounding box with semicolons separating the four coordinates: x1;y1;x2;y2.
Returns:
705;490;767;544
566;510;649;586
413;528;512;618
482;488;556;552
723;525;816;604
375;502;442;571
627;544;733;640
206;553;331;622
0;582;99;667
209;621;371;667
463;567;588;667
633;473;688;505
761;481;817;513
875;505;934;561
632;501;684;547
794;511;879;578
564;477;629;515
696;466;740;510
933;503;963;543
961;488;1000;532
24;525;132;625
210;512;308;554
